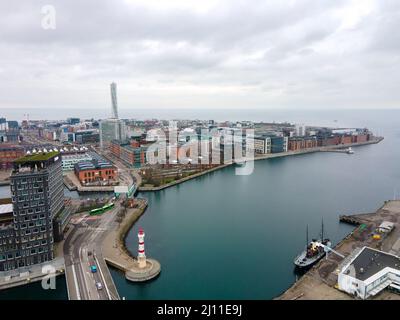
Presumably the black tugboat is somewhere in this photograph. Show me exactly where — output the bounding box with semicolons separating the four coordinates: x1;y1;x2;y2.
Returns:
294;220;331;269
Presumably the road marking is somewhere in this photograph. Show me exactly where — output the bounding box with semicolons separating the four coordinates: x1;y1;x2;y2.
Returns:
71;264;81;300
79;246;92;300
94;254;112;300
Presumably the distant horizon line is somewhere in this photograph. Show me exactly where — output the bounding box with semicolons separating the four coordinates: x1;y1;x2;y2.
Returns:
2;106;400;111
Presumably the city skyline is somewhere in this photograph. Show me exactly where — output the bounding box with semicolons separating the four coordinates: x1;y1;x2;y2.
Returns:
1;0;400;111
1;0;400;309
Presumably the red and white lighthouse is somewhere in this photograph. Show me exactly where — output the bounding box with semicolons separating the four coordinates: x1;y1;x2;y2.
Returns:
137;228;146;268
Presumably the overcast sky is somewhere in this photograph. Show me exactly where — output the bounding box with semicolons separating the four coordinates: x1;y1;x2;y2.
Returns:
1;0;400;111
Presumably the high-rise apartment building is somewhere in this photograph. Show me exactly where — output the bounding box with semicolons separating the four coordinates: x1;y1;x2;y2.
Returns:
1;151;64;270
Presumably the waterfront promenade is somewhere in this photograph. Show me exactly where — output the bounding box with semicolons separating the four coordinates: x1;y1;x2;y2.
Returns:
138;137;384;192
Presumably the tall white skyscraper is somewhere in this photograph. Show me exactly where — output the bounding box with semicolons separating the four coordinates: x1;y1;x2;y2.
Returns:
100;82;126;148
110;82;119;119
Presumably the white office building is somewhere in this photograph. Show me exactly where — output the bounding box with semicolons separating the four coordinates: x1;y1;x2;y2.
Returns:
295;124;307;137
252;136;271;154
338;246;400;299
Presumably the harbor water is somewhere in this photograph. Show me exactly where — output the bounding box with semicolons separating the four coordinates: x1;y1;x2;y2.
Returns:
0;109;400;299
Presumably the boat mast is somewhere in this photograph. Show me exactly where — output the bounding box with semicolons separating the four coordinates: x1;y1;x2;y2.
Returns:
306;224;309;247
321;218;324;240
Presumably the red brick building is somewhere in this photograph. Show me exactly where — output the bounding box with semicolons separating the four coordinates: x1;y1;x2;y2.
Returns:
0;145;24;170
353;134;369;143
288;137;318;151
110;140;147;167
74;159;117;185
340;135;353;145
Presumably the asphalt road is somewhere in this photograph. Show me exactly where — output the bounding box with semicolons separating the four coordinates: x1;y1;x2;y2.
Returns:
64;203;122;300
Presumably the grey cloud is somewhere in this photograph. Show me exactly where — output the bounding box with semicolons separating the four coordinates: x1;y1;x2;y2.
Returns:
0;0;399;111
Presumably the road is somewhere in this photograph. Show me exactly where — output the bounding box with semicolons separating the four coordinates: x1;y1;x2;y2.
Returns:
64;203;123;300
21;130;63;147
63;147;137;300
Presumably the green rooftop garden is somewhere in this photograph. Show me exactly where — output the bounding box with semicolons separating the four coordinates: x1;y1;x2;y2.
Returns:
14;151;60;164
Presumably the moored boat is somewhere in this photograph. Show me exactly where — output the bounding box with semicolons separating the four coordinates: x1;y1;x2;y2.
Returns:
294;221;331;269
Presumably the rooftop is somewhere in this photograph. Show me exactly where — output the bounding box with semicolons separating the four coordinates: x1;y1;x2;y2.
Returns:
74;158;115;171
62;153;92;160
14;151;59;164
342;247;400;281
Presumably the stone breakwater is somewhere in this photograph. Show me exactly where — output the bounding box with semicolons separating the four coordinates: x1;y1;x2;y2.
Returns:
101;198;161;282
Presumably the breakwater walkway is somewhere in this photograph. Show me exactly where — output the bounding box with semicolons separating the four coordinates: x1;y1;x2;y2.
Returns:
102;198;161;283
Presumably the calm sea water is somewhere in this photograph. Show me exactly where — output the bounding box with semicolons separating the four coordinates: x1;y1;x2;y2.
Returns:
111;109;400;300
0;109;399;299
0;275;68;300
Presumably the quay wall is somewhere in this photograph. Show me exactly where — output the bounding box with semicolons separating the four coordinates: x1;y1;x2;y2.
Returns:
139;137;384;192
